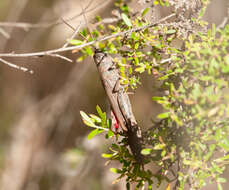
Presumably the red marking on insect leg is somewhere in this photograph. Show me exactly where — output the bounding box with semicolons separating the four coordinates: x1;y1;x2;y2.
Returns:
112;111;119;130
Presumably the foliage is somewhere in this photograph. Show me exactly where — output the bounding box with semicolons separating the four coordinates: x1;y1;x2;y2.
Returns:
76;0;229;189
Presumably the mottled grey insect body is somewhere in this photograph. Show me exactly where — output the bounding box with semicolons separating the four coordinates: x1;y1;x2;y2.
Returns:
93;50;143;163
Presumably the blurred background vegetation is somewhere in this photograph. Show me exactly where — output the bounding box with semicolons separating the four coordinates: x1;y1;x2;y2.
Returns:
0;0;228;189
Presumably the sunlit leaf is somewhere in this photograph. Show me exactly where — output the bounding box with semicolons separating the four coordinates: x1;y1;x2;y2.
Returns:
88;128;104;140
157;112;170;119
69;39;83;46
166;29;176;34
80;111;96;127
166;184;171;190
102;153;114;158
89;114;101;123
121;13;132;27
152;96;164;101
142;7;149;17
141;148;152;155
110;167;120;174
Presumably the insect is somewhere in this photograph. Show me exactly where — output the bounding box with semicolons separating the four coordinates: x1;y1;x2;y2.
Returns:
80;4;143;162
93;50;143;163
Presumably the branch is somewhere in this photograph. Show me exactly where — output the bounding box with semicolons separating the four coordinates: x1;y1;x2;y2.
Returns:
0;0;110;30
62;22;82;48
0;13;176;59
94;17;120;26
0;58;33;74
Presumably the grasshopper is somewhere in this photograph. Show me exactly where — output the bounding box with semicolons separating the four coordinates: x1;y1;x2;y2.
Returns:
79;3;143;162
93;50;143;162
79;5;133;132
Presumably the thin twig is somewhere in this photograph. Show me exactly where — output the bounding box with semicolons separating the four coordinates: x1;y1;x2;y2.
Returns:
62;23;82;48
94;17;119;26
0;58;33;74
0;27;10;39
48;54;73;62
80;2;93;39
0;0;110;30
0;13;176;59
61;18;76;32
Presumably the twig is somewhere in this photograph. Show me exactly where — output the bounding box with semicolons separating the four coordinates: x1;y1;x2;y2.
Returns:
0;27;10;39
62;22;82;48
94;17;119;26
61;18;76;32
0;0;110;30
0;58;33;74
0;0;29;52
48;54;73;63
0;13;176;59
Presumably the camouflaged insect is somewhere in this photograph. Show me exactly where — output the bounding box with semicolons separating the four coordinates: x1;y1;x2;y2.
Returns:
93;50;143;163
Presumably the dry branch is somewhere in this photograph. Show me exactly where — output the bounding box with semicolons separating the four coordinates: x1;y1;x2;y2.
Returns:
0;0;110;30
0;13;175;59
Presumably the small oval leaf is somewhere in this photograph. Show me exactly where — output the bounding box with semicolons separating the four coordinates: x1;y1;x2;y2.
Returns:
141;148;152;155
121;13;132;27
142;7;149;17
88;129;104;140
102;153;113;158
69;39;83;45
110;167;120;174
80;111;96;127
157;112;170;119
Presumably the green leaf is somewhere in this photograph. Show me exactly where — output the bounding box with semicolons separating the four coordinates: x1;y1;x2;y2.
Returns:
88;129;104;140
222;65;229;73
77;56;84;62
69;39;83;46
153;0;159;5
142;7;149;17
110;167;120;174
107;118;112;128
96;15;101;22
224;55;229;64
217;183;223;190
217;178;226;183
96;105;106;126
152;96;164;101
96;105;104;118
89;114;101;123
102;153;114;158
154;143;165;150
158;72;175;80
126;182;130;190
111;143;119;150
166;184;171;190
141;148;152;155
80;111;96;127
215;154;229;162
157;112;170;119
84;46;93;56
135;66;145;73
121;13;132;27
166;29;176;34
106;130;114;138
